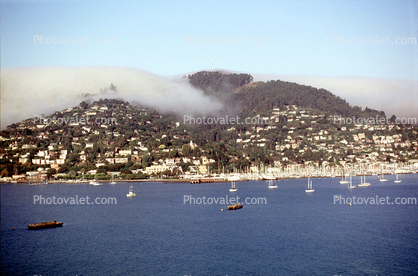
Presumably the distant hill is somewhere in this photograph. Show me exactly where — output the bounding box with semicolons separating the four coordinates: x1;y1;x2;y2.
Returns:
187;71;385;118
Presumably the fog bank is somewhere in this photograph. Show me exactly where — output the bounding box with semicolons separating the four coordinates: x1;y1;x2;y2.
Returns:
1;66;223;129
253;74;418;120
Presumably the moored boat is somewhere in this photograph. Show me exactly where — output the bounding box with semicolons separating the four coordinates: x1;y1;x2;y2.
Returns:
379;170;388;182
305;177;314;193
394;173;401;183
229;181;237;192
340;167;349;184
227;203;243;210
348;175;356;189
110;174;117;185
268;179;278;189
126;185;137;197
90;179;101;185
28;220;63;230
357;175;370;187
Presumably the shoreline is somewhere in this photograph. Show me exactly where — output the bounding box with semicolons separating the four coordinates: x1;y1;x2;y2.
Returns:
2;171;417;185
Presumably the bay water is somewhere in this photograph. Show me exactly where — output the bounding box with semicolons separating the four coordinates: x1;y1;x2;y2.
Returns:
1;174;418;275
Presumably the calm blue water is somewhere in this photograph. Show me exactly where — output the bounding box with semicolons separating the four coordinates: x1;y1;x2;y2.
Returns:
1;174;418;275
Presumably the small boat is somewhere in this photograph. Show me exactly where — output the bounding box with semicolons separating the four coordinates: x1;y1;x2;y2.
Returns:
262;174;276;180
28;220;63;230
305;177;314;193
379;171;388;182
358;175;370;187
110;174;116;185
348;175;356;189
227;203;243;210
340;168;349;184
126;185;137;197
90;177;100;185
394;173;401;183
268;179;278;189
229;181;237;192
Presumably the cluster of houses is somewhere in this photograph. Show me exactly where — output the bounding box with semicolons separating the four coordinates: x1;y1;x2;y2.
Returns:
1;101;417;181
233;105;417;164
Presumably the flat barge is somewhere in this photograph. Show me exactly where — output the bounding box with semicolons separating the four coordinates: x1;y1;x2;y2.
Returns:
227;203;243;210
28;220;63;230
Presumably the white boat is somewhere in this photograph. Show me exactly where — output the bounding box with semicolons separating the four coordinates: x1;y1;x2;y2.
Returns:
90;178;101;185
268;179;278;189
229;181;237;192
305;177;314;193
379;172;388;182
126;185;137;197
262;174;276;180
110;174;116;185
348;175;356;189
358;175;370;187
394;173;401;183
339;168;349;184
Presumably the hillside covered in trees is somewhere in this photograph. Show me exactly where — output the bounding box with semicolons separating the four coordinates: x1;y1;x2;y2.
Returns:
187;71;386;118
1;72;416;180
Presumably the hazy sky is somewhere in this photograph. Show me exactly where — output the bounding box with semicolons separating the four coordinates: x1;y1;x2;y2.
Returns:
1;0;417;128
1;0;417;79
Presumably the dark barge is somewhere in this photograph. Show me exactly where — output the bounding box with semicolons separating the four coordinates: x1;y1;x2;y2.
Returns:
227;203;243;210
28;220;63;230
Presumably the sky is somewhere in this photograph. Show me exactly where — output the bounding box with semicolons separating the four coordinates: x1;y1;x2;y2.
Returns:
1;0;417;127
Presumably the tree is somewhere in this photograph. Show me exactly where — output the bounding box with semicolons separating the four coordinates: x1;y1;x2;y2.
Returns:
1;168;9;177
182;144;192;156
46;168;56;179
142;154;153;168
389;115;396;123
80;101;88;109
168;149;179;158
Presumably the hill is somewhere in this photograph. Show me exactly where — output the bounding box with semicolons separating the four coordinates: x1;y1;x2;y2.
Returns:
0;73;417;180
187;71;385;118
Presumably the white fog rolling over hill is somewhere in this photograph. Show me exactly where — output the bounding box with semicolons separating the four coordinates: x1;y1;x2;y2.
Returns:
253;74;418;120
1;66;224;129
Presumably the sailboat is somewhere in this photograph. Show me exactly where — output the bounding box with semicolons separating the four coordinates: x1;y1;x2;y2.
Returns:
89;176;100;185
110;174;116;185
358;175;370;187
126;185;137;197
305;177;314;193
394;173;402;183
268;179;278;189
339;167;349;184
379;171;388;182
229;181;237;192
348;175;356;189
